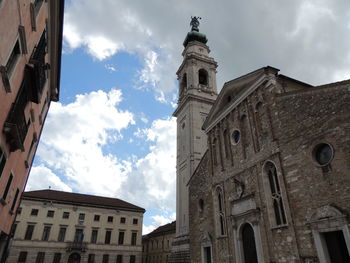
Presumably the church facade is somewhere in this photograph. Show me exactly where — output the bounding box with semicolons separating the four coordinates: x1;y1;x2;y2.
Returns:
172;18;350;263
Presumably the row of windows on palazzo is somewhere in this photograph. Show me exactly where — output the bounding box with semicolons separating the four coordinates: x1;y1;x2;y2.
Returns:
15;223;138;245
199;141;335;236
17;251;136;263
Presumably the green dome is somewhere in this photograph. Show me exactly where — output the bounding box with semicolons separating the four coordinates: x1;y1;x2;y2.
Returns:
183;31;208;47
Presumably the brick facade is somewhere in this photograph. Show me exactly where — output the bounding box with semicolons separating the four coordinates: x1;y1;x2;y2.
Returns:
0;0;64;260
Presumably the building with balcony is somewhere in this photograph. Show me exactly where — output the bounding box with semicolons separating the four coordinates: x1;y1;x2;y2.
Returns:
0;0;64;260
6;189;145;263
142;221;175;263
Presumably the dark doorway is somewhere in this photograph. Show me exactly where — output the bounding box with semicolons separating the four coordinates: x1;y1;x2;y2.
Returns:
242;223;258;263
323;230;350;263
203;246;211;263
68;253;81;263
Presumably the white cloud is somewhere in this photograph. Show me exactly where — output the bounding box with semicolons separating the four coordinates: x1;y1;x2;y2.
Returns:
143;213;176;235
85;36;120;61
63;0;350;102
120;117;177;211
26;165;72;192
35;89;135;197
105;64;117;72
32;90;176;219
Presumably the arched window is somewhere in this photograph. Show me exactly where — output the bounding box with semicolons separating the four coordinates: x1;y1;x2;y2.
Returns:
255;101;269;148
241;223;258;263
241;114;250;147
180;73;187;96
223;129;230;159
212;138;218;166
198;69;208;85
265;162;286;226
216;187;226;236
240;114;250;159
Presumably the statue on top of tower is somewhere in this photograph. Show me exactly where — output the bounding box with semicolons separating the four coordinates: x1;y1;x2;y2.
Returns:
183;16;207;47
190;16;201;32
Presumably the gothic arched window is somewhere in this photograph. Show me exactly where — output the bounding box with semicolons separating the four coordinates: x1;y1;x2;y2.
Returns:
216;187;226;236
223;129;230;159
264;161;286;226
198;69;208;86
212;138;218;166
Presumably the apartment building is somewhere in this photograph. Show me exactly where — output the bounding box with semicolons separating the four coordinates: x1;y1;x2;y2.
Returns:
7;189;145;263
142;221;175;263
0;0;64;260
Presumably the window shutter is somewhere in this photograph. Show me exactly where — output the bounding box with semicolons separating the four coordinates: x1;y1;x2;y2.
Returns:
0;66;11;92
30;3;36;31
24;65;39;103
18;26;28;54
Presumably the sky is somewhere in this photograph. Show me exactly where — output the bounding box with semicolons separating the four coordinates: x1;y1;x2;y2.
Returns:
26;0;350;234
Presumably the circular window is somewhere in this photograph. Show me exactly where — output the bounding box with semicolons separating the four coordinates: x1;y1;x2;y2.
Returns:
231;130;241;145
313;143;334;166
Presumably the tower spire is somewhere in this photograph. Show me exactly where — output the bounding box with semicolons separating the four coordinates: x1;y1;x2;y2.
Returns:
183;17;208;47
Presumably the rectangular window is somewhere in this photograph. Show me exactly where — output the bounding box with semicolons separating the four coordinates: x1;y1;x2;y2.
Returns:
24;225;35;240
90;229;98;244
88;254;95;263
10;188;20;212
24;133;37;168
102;254;109;263
2;173;13;202
31;209;39;216
57;227;66;242
38;96;48;124
18;251;27;263
93;214;100;221
133;218;138;225
107;216;113;222
35;252;45;263
74;229;84;242
5;40;21;78
41;225;51;241
120;217;126;224
0;146;6;177
79;213;85;220
129;255;136;263
118;231;125;245
18;25;28;54
52;253;61;263
131;232;137;246
116;255;123;263
47;210;54;217
17;207;22;215
62;212;69;219
105;230;111;244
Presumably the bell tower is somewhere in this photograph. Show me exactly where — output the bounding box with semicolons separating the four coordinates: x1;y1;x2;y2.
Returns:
170;17;218;262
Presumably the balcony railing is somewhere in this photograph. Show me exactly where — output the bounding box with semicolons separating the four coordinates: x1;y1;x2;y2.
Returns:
66;241;87;252
30;30;47;97
3;103;28;152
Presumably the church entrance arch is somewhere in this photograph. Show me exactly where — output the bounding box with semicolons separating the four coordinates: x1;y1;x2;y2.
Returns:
241;223;258;263
68;253;81;263
307;205;350;263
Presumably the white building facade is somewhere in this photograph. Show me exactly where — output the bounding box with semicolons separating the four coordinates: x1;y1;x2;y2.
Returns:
7;190;145;263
